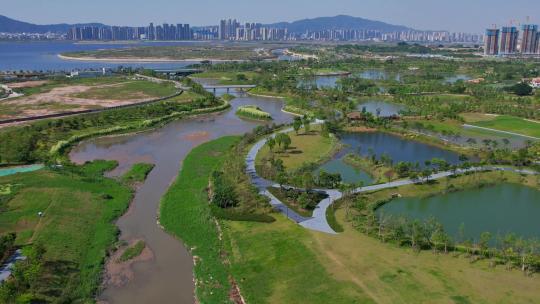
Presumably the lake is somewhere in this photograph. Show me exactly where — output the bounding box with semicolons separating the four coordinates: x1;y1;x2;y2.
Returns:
378;183;540;241
357;100;406;117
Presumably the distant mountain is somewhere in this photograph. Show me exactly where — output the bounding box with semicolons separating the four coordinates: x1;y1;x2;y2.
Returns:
0;15;106;34
267;15;412;33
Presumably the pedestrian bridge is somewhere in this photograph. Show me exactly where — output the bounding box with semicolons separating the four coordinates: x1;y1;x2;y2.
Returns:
203;84;257;89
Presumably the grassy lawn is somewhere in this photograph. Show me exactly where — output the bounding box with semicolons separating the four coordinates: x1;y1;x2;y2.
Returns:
72;80;177;100
309;208;540;304
0;160;133;302
256;127;340;172
159;136;241;303
222;216;374;304
464;114;540;138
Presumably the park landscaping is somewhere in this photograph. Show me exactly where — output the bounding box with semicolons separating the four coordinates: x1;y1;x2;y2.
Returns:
235;105;272;120
0;160;157;303
463;114;540;138
256;125;340;174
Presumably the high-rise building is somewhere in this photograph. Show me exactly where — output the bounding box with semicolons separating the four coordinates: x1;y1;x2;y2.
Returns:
484;28;500;55
500;26;519;55
521;24;538;54
148;23;155;40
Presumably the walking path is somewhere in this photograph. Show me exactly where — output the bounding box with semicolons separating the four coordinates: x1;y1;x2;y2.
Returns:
246;128;539;234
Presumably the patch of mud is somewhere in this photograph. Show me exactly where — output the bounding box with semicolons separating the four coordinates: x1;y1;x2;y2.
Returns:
102;239;154;289
182;131;210;142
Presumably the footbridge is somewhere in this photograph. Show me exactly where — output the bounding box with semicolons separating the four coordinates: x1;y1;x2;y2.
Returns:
203;84;256;94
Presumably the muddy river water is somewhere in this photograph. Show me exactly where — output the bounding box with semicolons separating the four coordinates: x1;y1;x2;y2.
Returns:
70;91;292;303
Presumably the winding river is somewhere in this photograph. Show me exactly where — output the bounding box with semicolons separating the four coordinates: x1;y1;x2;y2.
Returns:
69;91;292;303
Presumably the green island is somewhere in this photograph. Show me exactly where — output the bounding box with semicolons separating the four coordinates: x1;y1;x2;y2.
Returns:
235;105;272;120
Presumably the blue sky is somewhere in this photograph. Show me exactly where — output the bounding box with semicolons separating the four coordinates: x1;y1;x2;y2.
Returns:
3;0;540;33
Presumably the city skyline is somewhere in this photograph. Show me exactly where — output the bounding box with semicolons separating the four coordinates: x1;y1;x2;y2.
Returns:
3;0;540;33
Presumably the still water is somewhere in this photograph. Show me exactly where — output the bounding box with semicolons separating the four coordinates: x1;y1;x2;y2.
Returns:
70;91;292;303
378;183;540;241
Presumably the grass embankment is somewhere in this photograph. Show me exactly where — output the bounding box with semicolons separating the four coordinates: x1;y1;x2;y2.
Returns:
120;163;154;185
236;105;272;121
0;160;133;302
118;240;145;262
62;46;272;61
463;114;540;138
256;126;340;172
159;136;241;303
343;153;396;183
71;80;177;100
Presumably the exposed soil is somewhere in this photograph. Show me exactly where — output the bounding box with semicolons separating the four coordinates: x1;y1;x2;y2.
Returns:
102;239;154;289
3;82;153;119
5;80;49;89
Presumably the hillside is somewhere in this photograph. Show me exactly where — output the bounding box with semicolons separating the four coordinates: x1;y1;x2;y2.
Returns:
0;15;105;33
268;15;412;33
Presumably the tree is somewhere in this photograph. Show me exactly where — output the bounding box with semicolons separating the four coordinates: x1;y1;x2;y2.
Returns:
267;137;276;152
421;168;433;183
507;82;533;96
302;115;311;134
302;172;314;191
293;117;302;135
479;232;492;257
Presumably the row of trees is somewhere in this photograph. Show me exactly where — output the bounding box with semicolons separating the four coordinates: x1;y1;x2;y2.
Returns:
355;211;540;274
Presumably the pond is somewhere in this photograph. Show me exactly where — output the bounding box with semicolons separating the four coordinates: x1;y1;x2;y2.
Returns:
315;131;462;185
297;75;342;89
339;132;462;167
444;74;471;84
357;100;406;117
315;158;373;185
356;70;401;82
377;183;540;241
0;164;44;177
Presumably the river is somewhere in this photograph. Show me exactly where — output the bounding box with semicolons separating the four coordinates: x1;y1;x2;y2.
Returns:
69;91;292;303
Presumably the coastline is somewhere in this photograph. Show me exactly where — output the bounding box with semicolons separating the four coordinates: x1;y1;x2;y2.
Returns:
58;54;242;63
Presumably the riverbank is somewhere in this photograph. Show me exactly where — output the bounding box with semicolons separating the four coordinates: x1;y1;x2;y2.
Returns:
0;161;136;302
159;136;241;303
58;54;239;63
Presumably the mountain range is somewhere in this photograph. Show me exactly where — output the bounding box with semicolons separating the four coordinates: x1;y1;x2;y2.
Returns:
0;14;414;34
267;15;412;33
0;15;105;34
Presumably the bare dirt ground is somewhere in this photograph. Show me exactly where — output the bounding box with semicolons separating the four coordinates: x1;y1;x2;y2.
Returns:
102;239;154;288
5;80;49;89
1;82;153;120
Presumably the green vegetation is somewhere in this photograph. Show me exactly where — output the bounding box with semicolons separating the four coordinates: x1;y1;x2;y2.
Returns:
62;46;274;61
343;153;396;183
0;160;133;303
159;136;241;303
467;115;540;138
267;187;328;217
120;163;155;185
236;105;272;120
118;240;146;262
72;80;177;100
0;84;225;165
256;126;339;174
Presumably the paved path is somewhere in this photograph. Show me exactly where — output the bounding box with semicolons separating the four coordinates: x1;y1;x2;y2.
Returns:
463;124;540;140
246;128;538;235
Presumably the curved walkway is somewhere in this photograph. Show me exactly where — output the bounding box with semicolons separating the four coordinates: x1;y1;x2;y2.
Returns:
246;128;538;235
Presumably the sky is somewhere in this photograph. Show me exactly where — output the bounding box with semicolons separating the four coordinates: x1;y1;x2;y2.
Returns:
3;0;540;33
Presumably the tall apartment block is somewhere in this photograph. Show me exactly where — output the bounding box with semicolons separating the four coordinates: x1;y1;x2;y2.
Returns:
500;26;519;55
521;24;538;54
484;28;500;55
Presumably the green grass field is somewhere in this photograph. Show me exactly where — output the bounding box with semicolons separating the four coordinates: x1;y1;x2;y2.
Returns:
120;163;155;185
467;115;540;138
0;161;134;302
159;136;241;303
72;80;177;100
256;127;339;172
